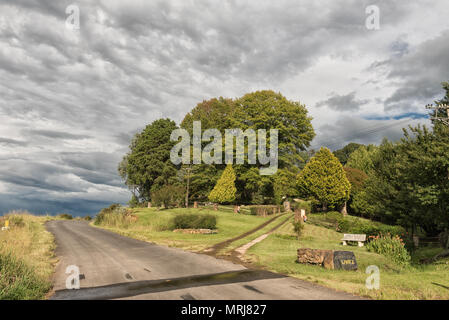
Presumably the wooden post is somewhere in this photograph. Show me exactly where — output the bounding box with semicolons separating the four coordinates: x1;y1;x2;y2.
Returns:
234;205;238;213
194;201;198;208
213;203;218;211
147;202;152;208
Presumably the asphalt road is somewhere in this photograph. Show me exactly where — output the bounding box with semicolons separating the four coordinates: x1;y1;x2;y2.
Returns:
46;220;362;300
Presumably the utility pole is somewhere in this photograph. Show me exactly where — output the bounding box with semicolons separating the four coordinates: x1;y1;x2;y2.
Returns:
185;166;191;208
426;103;449;126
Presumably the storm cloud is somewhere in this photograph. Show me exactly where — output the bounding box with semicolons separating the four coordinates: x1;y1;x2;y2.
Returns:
0;0;447;215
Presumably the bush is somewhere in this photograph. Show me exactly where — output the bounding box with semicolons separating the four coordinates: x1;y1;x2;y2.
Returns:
292;220;304;238
152;185;185;208
336;217;405;238
366;234;411;266
173;214;217;230
6;215;25;228
249;205;283;216
57;213;73;220
94;204;137;227
83;216;92;221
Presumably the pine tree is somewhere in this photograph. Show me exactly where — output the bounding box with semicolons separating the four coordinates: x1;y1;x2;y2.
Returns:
297;147;351;210
208;164;237;204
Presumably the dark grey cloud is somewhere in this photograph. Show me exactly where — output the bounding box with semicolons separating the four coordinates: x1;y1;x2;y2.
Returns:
374;30;449;112
0;137;28;146
316;92;369;111
0;0;446;215
25;130;91;140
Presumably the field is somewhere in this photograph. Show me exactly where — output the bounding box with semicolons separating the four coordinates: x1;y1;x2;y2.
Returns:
245;217;449;300
94;206;274;251
0;211;57;299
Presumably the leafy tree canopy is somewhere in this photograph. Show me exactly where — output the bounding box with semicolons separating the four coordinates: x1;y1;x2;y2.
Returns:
334;143;364;165
118;119;179;202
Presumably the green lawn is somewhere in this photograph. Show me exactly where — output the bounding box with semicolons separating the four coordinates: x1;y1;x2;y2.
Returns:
246;217;449;300
94;206;273;251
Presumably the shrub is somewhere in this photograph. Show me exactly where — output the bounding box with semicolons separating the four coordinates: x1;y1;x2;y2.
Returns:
6;215;25;228
366;234;411;266
336;217;405;238
57;213;73;220
249;205;283;216
94;204;137;228
173;214;217;230
152;185;185;208
292;220;304;238
83;216;92;221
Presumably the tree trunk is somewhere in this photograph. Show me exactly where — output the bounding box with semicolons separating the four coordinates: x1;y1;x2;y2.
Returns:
185;167;191;208
322;203;328;212
340;202;347;216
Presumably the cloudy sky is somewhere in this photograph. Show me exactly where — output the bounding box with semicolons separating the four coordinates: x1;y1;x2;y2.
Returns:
1;0;448;215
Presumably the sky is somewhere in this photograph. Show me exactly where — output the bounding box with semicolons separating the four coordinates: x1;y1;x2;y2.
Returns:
1;0;448;216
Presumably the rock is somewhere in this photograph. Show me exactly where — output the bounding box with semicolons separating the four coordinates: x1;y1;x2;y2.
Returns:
297;248;357;270
173;229;217;234
297;248;334;269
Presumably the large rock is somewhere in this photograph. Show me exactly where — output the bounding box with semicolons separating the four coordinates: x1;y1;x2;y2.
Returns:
297;248;334;269
297;248;357;270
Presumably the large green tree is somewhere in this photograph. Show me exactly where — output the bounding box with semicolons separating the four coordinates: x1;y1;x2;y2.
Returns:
232;90;315;169
118;119;179;202
180;91;315;204
297;147;351;211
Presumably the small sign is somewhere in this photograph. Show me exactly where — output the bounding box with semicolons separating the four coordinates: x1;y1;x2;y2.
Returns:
333;251;358;270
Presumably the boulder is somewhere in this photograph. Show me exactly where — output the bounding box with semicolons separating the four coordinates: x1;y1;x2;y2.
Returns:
297;248;357;270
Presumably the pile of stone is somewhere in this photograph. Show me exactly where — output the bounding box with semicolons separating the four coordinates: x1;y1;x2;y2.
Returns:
173;229;218;234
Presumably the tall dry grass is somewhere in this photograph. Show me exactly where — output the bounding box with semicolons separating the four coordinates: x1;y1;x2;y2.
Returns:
0;210;56;299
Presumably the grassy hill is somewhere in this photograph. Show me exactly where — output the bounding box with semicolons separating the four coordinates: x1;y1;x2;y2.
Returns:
246;216;449;300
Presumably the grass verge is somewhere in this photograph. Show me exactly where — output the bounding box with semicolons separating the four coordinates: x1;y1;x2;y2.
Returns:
93;206;274;252
0;211;56;300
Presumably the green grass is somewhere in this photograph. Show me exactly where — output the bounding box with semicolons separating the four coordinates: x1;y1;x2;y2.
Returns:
94;206;273;251
246;218;449;300
0;212;57;300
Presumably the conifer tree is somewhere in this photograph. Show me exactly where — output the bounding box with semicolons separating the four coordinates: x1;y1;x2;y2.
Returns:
297;147;351;211
208;164;237;204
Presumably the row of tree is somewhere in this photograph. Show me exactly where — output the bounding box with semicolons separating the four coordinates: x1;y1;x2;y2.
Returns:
118;83;449;236
335;82;449;236
119;90;316;206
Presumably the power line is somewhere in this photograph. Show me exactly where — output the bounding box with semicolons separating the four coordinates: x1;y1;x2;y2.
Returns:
310;118;413;150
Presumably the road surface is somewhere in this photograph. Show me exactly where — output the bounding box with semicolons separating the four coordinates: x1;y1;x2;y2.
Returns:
46;220;363;300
